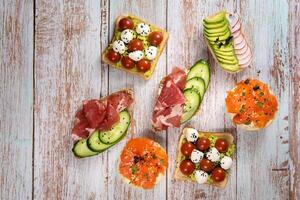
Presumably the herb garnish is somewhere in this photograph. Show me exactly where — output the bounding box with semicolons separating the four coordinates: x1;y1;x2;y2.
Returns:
131;165;138;175
259;92;264;97
244;121;251;125
256;101;264;107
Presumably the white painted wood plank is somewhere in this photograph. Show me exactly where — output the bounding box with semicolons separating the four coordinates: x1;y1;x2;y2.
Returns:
236;0;290;199
0;0;33;199
167;1;237;199
34;0;104;199
106;1;168;199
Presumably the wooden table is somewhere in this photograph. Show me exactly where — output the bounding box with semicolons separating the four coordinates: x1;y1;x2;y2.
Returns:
1;0;299;199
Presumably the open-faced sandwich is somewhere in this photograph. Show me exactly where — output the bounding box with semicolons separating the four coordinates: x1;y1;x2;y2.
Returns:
71;89;134;158
151;60;210;131
174;127;235;188
225;79;278;131
203;11;252;73
102;15;169;79
118;138;168;189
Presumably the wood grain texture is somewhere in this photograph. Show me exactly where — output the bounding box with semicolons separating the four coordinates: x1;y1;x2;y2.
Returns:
0;0;33;199
167;1;238;199
237;1;290;199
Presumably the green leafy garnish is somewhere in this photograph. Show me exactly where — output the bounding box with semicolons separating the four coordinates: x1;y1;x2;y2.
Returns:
131;165;138;175
259;92;264;97
256;101;264;107
225;144;235;157
208;135;217;147
207;175;214;184
244;121;251;125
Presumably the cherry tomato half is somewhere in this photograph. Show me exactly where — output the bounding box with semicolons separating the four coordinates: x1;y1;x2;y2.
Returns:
121;56;135;69
181;142;196;157
200;158;215;173
215;138;228;153
137;59;151;72
118;17;134;31
179;159;195;176
196;137;210;151
128;39;144;52
211;167;226;182
148;31;163;46
106;49;121;63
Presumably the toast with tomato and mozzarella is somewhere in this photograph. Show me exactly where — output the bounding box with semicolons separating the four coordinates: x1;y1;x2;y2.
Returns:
102;15;169;80
71;89;134;158
203;11;252;73
225;79;278;131
151;60;210;131
174;127;235;188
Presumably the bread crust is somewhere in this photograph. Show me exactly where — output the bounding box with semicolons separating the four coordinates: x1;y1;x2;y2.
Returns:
204;11;252;73
102;15;169;80
174;127;234;189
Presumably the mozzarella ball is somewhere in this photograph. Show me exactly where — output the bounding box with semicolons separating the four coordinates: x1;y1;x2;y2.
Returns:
120;29;134;43
195;170;208;184
190;149;204;164
112;40;126;54
184;128;199;142
220;156;233;170
145;46;157;60
206;147;220;162
136;23;151;36
128;50;144;61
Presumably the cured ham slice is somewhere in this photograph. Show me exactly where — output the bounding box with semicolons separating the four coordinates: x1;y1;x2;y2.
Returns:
152;67;186;131
72;90;133;140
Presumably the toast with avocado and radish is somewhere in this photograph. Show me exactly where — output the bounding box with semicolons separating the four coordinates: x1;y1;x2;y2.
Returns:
102;15;169;80
174;127;235;188
71;89;134;158
151;60;210;131
203;11;252;73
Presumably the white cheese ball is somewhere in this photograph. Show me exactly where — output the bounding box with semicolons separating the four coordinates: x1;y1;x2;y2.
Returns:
206;147;220;162
136;23;150;36
128;50;144;61
220;156;233;170
195;170;208;184
120;29;134;43
112;40;126;54
190;149;204;164
184;128;199;142
145;46;157;60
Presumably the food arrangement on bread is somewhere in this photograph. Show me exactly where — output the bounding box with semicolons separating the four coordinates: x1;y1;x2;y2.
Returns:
151;60;210;131
71;90;134;158
118;138;168;189
203;11;252;72
102;15;169;79
174;127;235;188
225;79;278;130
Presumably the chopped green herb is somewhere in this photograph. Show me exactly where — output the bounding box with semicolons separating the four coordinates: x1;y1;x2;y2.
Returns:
256;101;264;107
131;165;138;175
259;92;264;97
244;121;251;125
160;159;165;164
152;154;157;159
242;92;246;96
239;105;245;113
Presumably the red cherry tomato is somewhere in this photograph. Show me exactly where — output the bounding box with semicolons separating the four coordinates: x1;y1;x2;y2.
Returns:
211;167;226;182
200;158;215;173
106;49;120;63
137;59;151;72
196;137;210;151
181;142;196;157
128;39;144;52
215;138;229;153
118;17;134;31
121;56;135;69
148;31;163;46
179;159;195;176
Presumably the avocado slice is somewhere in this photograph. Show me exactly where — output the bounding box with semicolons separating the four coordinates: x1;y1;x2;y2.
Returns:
219;63;240;72
204;25;229;35
204;27;230;37
203;11;226;24
204;30;231;42
217;56;238;65
211;43;235;53
203;19;227;29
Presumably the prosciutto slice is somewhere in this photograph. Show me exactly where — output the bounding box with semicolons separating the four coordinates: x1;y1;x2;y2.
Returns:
152;67;186;131
72;90;133;140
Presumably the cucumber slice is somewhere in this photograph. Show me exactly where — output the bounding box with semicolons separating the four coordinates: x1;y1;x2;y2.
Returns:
181;89;201;124
187;59;210;89
72;139;99;158
99;110;131;144
184;77;206;99
87;131;113;152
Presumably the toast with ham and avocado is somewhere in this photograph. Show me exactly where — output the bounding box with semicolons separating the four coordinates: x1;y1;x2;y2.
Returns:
203;11;252;73
71;89;134;158
151;59;210;131
102;15;169;80
174;127;235;188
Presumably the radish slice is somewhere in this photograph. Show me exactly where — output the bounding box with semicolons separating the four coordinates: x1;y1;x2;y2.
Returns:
231;20;241;33
235;42;248;55
227;13;239;27
240;55;252;68
233;33;244;45
238;53;252;65
236;46;251;59
234;38;247;50
232;29;241;38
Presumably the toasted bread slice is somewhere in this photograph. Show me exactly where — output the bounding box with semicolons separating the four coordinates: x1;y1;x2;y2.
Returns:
102;15;169;80
174;127;234;188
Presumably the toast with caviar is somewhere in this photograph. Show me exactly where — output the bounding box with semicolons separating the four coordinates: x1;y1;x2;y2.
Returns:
102;15;169;80
174;127;235;188
203;11;252;73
